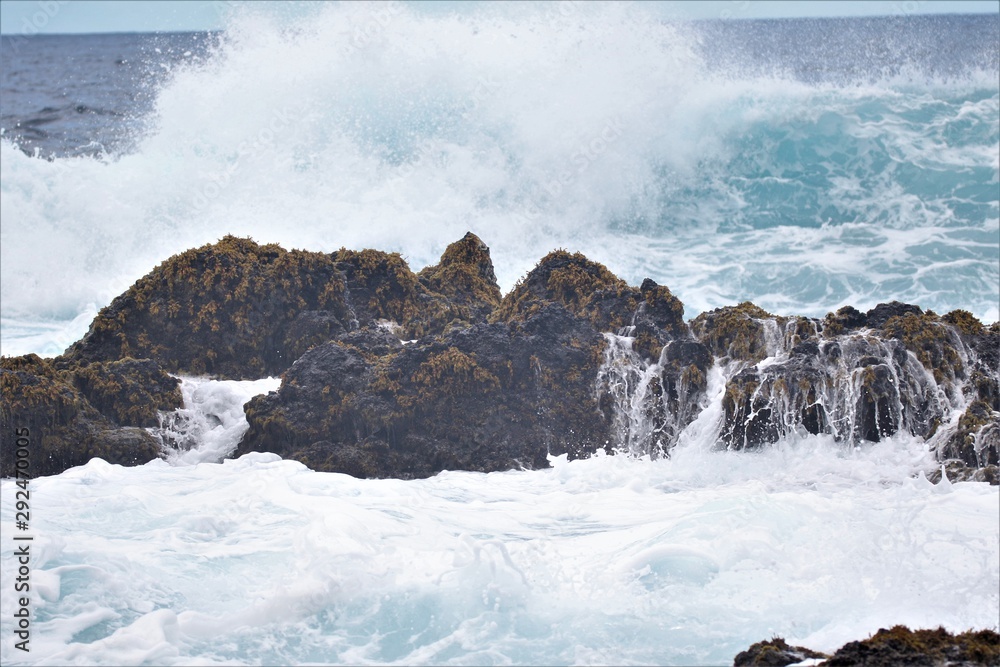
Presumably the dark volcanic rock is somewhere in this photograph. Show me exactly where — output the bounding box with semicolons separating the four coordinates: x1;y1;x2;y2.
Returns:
239;301;611;478
14;234;999;480
57;357;182;428
734;627;1000;667
694;301;998;468
690;302;781;363
733;637;828;666
238;250;695;478
490;250;643;331
823;626;1000;667
823;305;868;335
61;233;504;379
1;355;162;477
418;232;503;325
865;300;923;329
63;235;352;378
335;231;502;340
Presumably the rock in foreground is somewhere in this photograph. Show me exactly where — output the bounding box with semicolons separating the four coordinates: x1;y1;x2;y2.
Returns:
734;626;1000;666
0;355;180;477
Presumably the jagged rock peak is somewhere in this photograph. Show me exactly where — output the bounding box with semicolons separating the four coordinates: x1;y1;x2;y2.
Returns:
490;249;679;334
426;232;499;285
418;232;502;321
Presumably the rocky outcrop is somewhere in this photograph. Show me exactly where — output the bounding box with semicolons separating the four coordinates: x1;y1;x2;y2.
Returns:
2;234;997;480
235;250;700;477
62;233;503;379
734;626;1000;666
234;249;695;477
62;236;351;378
417;231;503;326
688;303;999;469
0;355;178;477
733;637;828;666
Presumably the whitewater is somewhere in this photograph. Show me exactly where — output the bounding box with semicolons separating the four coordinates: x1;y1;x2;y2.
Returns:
1;374;998;665
1;3;999;665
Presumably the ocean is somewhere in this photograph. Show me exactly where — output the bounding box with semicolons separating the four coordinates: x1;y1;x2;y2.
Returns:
1;4;998;665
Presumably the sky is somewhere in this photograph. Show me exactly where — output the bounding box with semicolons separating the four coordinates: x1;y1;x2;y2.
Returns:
0;0;997;35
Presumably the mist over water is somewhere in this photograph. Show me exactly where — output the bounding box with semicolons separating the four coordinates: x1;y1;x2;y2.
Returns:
1;5;998;357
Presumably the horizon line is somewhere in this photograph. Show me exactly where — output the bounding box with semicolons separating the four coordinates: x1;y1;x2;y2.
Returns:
2;10;997;37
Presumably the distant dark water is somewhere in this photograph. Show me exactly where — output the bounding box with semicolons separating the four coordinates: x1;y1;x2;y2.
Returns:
0;31;217;157
1;15;996;158
696;14;999;82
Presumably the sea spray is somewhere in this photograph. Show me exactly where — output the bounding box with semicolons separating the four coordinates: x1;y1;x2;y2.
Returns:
154;376;282;466
594;308;989;461
2;7;998;357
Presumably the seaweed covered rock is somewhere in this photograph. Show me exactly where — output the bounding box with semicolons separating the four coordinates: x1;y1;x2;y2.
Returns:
822;305;868;336
882;311;965;386
238;302;610;478
335;232;503;340
865;300;924;329
63;236;352;378
732;637;828;666
877;307;999;468
691;302;782;363
940;398;999;468
733;627;1000;667
61;233;506;379
928;458;999;485
58;358;182;427
490;250;641;331
417;232;503;324
334;248;429;335
237;248;698;478
630;278;688;362
23;233;998;479
823;625;1000;667
1;355;161;477
701;301;997;465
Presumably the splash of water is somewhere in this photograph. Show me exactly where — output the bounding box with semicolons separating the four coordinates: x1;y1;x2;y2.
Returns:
2;5;997;358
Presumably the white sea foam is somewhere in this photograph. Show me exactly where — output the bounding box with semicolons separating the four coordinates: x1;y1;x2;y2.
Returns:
155;376;282;466
1;4;997;357
1;423;996;666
